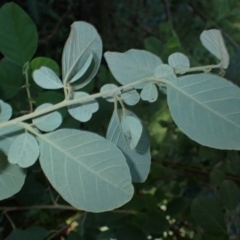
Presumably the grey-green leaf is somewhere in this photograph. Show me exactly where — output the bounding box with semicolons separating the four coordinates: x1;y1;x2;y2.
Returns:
200;29;229;69
140;82;158;102
0;3;38;66
8;132;39;168
33;103;62;132
62;22;102;87
0;125;24;155
33;66;63;89
122;115;143;149
107;110;151;182
100;84;121;102
104;49;162;88
38;129;133;212
68;92;99;122
168;52;190;73
219;180;240;210
166;73;240;150
121;89;140;106
191;197;226;233
0;100;12;122
0;152;26;201
154;64;177;81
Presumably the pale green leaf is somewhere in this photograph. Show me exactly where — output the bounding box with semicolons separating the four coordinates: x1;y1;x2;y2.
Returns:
8;132;39;168
70;53;93;84
107;110;151;182
68;92;99;122
140;82;158;102
104;49;162;88
168;52;190;73
219;180;240;210
38;129;133;212
0;125;24;155
200;29;229;69
122;115;143;149
154;64;177;81
0;100;12;122
166;73;240;150
62;22;102;87
33;66;63;89
33;103;62;132
191;197;225;233
121;89;140;106
0;152;26;201
100;84;121;102
0;3;38;66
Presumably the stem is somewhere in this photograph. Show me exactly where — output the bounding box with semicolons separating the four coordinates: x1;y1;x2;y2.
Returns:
23;62;33;112
175;63;221;74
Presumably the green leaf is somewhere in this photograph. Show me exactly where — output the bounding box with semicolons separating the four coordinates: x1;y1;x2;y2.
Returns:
8;132;39;168
33;66;63;89
0;125;24;155
0;100;12;122
144;36;163;56
30;57;60;76
116;224;146;240
0;3;38;66
5;228;42;240
166;73;240;150
100;84;121;102
33;103;62;132
62;22;102;88
168;52;190;72
0;152;26;201
121;89;140;106
107;110;151;182
154;64;177;81
140;82;158;102
219;180;240;210
68;92;99;122
121;115;143;149
26;227;48;240
0;59;24;99
210;169;225;186
105;49;162;88
38;129;133;212
191;197;226;233
200;29;229;69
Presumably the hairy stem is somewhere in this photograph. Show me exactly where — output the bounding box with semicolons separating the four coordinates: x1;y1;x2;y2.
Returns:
23;62;33;112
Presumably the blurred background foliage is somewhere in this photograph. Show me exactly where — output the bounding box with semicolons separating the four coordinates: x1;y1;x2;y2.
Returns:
1;0;240;239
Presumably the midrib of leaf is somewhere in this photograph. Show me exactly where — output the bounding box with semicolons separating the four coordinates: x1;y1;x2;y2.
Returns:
195;201;225;233
39;133;130;194
165;78;240;130
64;32;97;83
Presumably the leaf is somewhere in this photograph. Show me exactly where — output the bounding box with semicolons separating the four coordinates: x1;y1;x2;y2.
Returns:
0;125;24;155
26;227;48;240
70;53;93;84
154;64;177;81
116;224;146;240
144;36;163;56
121;89;140;106
0;100;12;122
5;229;42;240
121;115;143;149
38;129;133;212
210;169;225;186
68;92;99;122
0;3;38;66
33;103;62;132
107;110;151;182
166;73;240;150
33;66;63;89
191;197;226;233
140;82;158;102
0;152;26;201
168;52;190;72
100;84;121;102
104;49;162;88
219;180;240;210
200;29;229;69
0;59;24;99
30;57;60;76
8;132;39;168
62;22;102;88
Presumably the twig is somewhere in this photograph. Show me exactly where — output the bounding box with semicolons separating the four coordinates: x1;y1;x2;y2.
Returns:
3;211;16;229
